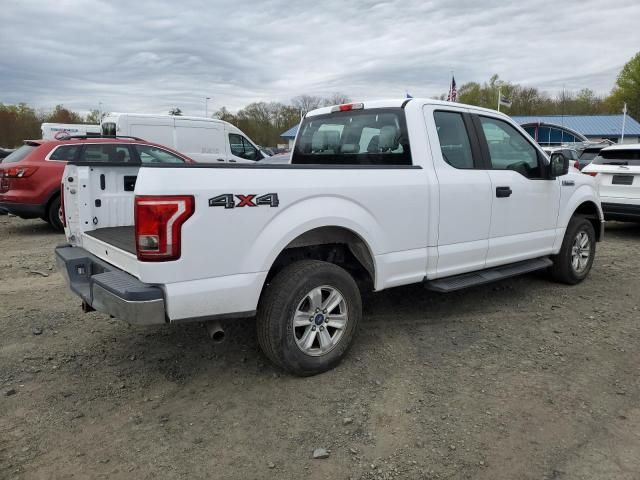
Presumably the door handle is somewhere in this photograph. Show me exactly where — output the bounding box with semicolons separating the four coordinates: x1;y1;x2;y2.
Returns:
496;186;512;198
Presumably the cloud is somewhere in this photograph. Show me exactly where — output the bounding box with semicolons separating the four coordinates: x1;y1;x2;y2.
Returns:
0;0;638;115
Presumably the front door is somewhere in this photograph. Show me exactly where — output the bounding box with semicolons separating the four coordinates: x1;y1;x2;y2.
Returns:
474;115;561;267
424;106;493;277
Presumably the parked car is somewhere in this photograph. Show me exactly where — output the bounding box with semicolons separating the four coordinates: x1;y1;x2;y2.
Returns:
100;113;269;163
0;136;194;230
542;147;580;169
56;99;602;376
582;144;640;222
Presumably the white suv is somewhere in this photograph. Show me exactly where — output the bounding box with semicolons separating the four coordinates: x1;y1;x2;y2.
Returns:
582;144;640;222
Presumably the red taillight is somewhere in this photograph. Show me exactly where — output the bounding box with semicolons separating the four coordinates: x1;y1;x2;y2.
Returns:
3;166;38;178
583;171;598;177
135;195;194;262
60;183;66;227
574;160;580;170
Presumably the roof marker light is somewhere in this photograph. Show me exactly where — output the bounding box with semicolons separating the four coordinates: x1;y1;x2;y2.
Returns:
331;103;364;113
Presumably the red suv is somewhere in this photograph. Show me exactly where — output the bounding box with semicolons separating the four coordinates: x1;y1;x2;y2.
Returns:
0;137;194;230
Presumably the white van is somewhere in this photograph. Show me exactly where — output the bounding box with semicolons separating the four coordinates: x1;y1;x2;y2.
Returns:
100;113;267;163
41;123;101;140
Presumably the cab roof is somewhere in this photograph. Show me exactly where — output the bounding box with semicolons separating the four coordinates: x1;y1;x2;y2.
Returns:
305;98;511;119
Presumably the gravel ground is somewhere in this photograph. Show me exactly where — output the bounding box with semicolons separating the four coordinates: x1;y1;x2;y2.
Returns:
1;215;639;480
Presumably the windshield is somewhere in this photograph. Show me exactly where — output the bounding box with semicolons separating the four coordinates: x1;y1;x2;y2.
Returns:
292;108;411;165
593;149;640;166
1;144;37;164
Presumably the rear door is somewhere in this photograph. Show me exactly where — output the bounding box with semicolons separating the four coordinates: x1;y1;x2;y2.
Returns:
424;105;493;277
473;115;560;267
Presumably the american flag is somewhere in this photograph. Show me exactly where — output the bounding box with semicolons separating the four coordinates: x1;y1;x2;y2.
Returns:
447;76;457;102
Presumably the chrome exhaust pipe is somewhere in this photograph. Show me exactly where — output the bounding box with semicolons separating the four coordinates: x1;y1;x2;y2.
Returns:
205;321;225;343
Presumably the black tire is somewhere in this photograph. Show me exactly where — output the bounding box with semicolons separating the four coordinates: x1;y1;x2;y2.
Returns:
47;195;63;231
257;260;361;376
550;216;596;285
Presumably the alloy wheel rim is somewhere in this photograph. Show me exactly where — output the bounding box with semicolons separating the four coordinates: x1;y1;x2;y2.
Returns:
571;230;591;273
293;285;348;357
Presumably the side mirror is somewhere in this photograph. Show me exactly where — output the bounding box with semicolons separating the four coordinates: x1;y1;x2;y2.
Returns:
550;153;569;178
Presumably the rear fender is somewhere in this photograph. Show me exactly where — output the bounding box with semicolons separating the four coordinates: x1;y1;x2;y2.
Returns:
244;195;383;282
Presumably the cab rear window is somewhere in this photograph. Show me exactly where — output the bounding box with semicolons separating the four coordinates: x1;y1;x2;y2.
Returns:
593;149;640;166
292;108;412;165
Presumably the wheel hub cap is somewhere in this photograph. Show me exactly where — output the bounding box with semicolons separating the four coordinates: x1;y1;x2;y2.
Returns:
292;285;348;357
571;230;591;273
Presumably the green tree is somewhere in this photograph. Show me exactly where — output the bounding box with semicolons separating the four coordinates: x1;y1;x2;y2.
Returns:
607;51;640;120
168;107;183;116
46;104;83;123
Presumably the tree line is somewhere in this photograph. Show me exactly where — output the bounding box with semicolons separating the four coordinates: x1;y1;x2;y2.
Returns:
0;104;103;148
1;52;637;148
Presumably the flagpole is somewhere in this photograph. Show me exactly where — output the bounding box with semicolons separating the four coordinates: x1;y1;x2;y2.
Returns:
621;103;627;143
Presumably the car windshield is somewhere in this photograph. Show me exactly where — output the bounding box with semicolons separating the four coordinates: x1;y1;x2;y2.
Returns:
292;107;411;165
592;149;640;166
1;144;37;163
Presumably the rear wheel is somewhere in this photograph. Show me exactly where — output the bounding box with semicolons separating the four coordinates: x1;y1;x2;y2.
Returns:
550;216;596;284
47;196;63;231
257;260;361;376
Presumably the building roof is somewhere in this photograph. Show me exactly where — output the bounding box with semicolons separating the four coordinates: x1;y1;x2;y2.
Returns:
281;124;299;139
512;114;640;137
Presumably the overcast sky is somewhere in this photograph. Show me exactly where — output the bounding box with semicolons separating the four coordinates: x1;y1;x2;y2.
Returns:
1;0;639;116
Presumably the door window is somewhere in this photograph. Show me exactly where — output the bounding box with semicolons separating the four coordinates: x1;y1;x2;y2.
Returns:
479;116;542;178
229;134;258;160
49;145;81;161
134;145;186;163
433;111;475;169
80;144;132;163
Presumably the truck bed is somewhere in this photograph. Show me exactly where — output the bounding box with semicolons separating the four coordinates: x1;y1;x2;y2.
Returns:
85;226;135;255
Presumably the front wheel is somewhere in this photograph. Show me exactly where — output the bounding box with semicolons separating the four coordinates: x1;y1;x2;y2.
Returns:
257;260;361;376
550;216;596;284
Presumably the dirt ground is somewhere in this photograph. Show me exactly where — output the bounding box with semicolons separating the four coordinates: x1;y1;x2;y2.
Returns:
1;215;639;480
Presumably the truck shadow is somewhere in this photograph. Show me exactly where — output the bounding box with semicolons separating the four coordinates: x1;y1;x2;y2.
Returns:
91;270;561;383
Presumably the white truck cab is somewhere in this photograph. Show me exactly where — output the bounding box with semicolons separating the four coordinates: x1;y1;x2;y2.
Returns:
100;113;267;163
58;99;604;376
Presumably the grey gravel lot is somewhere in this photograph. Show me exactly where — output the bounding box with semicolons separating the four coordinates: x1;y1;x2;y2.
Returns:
1;215;639;480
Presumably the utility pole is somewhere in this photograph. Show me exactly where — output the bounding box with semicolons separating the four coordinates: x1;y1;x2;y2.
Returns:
621;103;627;143
205;97;211;118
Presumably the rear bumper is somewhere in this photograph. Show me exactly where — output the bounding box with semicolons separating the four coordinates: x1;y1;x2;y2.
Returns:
55;245;167;326
0;201;46;218
601;202;640;222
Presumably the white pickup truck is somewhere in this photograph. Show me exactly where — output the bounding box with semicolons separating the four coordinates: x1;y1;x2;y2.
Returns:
56;99;604;376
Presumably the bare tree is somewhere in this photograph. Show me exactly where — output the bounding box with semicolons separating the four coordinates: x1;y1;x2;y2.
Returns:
291;95;322;115
322;92;351;107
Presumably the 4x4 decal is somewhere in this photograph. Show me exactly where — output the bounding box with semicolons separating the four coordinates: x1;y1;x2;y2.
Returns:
209;193;279;209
